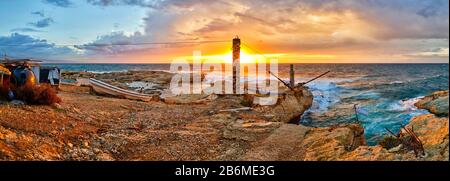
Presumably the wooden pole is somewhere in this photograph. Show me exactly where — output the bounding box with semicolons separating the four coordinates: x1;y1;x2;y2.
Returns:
232;36;240;94
289;64;295;88
301;70;330;86
354;104;359;123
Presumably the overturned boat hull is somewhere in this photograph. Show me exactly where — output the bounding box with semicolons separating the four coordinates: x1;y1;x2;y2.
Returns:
89;78;153;102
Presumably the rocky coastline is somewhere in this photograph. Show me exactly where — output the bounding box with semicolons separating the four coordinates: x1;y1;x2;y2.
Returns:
301;90;448;161
1;71;448;161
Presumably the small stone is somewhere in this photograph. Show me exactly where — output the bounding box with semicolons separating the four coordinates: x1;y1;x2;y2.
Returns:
52;103;62;109
97;153;114;161
80;148;89;154
388;144;403;153
72;107;81;114
67;142;73;148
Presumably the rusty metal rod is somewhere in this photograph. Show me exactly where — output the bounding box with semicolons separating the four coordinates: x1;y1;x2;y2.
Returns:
301;70;331;85
268;71;293;90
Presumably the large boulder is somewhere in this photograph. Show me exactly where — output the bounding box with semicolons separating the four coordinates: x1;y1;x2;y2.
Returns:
300;124;366;161
405;114;449;160
254;87;313;123
298;114;449;161
415;90;449;117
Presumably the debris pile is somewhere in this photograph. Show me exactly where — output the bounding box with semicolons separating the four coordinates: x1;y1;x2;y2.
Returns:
14;83;61;105
383;125;426;157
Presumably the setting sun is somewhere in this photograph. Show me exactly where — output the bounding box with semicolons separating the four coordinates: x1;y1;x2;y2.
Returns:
222;49;264;64
176;48;281;64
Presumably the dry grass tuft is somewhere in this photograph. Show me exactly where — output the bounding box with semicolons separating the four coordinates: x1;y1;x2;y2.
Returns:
15;84;62;105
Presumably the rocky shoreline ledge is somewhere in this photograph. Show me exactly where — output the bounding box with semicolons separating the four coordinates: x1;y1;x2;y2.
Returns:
1;71;448;161
304;90;448;161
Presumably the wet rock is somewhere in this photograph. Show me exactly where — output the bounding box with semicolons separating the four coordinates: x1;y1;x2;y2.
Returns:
415;90;449;116
254;87;313;123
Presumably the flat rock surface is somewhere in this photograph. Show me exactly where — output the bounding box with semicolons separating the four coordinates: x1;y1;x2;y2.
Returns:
243;124;310;160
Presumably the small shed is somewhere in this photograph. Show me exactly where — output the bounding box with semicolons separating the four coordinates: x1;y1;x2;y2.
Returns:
0;58;61;87
0;65;11;88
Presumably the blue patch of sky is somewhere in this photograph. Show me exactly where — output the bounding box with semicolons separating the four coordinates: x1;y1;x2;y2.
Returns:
0;0;147;45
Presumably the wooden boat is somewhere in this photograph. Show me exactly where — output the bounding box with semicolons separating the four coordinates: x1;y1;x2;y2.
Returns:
89;78;154;102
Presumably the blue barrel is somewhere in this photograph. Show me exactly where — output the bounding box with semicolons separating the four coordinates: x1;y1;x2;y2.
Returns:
11;67;36;87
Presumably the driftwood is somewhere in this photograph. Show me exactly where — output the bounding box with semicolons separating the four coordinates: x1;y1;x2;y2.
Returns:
268;70;331;90
299;71;331;86
289;64;295;88
353;104;360;123
268;71;293;90
384;125;426;158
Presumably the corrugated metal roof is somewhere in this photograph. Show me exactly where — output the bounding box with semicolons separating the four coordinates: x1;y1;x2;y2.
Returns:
0;65;11;75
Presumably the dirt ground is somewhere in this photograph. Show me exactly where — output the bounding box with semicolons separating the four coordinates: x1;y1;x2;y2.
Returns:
0;84;310;160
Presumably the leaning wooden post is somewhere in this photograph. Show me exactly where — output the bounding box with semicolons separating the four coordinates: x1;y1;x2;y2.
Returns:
232;36;241;94
354;104;360;123
289;64;295;88
0;74;3;88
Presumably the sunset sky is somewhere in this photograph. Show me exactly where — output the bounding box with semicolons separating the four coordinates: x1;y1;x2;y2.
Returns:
0;0;448;63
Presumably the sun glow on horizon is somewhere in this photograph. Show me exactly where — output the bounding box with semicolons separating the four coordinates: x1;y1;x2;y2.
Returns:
176;48;286;64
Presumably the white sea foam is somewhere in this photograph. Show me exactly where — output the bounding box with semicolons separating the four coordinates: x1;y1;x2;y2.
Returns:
305;80;341;112
389;80;404;84
388;96;425;112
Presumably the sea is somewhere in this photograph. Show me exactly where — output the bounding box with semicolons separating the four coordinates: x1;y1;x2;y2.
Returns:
46;63;449;145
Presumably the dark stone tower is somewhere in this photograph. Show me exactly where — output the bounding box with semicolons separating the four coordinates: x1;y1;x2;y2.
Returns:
232;36;240;94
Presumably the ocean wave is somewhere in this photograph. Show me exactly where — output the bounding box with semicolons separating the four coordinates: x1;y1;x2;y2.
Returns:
305;80;342;112
387;96;424;112
87;70;128;74
306;80;340;91
389;80;404;85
